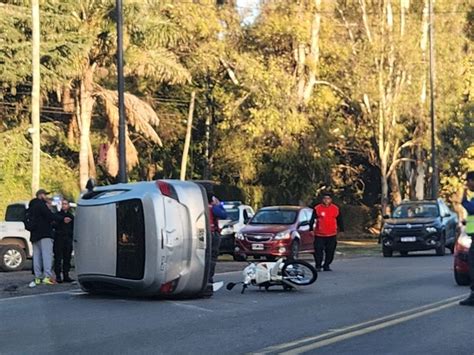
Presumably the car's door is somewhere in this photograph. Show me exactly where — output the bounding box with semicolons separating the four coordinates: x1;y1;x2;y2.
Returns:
297;209;313;251
440;201;456;242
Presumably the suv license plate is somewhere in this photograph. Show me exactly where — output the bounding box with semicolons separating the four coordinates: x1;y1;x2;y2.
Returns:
252;243;264;250
401;237;416;242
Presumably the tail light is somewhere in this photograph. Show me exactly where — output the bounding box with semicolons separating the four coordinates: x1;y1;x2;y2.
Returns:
159;278;179;294
156;180;179;201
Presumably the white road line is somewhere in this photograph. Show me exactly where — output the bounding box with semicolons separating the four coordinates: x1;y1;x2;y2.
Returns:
281;300;461;354
0;289;81;302
252;294;467;355
167;301;214;312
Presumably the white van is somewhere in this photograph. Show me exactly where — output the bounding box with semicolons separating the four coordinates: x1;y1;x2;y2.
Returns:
74;180;212;298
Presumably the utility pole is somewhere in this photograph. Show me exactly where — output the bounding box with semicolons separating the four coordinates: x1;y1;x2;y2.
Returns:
116;0;127;183
31;0;40;196
180;91;196;181
428;0;438;199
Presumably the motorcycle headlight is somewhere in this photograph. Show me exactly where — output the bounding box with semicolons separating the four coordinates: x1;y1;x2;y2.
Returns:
235;232;244;240
221;226;234;235
426;226;438;233
274;231;291;240
458;235;472;249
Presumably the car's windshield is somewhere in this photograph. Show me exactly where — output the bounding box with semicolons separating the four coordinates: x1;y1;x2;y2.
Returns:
250;210;297;225
392;204;439;219
223;207;239;221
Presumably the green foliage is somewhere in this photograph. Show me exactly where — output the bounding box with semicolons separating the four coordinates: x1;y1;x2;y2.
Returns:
0;0;472;212
0;125;80;217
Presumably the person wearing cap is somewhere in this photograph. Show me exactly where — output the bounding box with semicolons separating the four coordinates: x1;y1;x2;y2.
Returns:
310;192;344;272
459;171;474;306
28;189;71;286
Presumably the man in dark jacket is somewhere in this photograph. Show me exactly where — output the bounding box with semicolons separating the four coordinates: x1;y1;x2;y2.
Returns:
53;199;75;283
28;189;71;286
208;193;228;284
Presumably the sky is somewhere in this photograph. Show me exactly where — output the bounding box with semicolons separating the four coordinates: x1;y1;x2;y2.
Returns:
236;0;260;25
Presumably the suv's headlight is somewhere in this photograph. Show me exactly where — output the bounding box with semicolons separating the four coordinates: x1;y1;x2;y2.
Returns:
426;226;438;233
235;232;244;240
458;235;472;249
274;231;291;240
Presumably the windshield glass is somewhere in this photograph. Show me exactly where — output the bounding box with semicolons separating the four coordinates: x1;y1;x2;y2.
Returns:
250;210;297;225
223;207;239;221
392;204;439;219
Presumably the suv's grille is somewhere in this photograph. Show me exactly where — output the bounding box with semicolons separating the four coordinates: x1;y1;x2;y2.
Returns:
245;233;273;242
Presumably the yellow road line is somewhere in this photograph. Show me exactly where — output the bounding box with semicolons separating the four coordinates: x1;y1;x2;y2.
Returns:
252;294;467;355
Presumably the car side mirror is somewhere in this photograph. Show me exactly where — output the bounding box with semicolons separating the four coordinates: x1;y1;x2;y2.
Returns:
442;213;451;218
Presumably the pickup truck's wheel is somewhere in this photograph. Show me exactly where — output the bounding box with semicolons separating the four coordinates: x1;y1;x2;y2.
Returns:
382;246;393;257
0;245;26;272
435;238;446;256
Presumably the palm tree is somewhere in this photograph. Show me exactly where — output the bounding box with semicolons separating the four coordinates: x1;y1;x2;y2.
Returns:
1;0;190;189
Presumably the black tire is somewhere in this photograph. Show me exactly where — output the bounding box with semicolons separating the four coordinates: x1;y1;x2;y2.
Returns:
436;238;446;256
233;254;247;262
265;255;277;262
382;246;393;257
0;245;26;272
454;269;470;286
400;251;408;257
282;260;317;286
289;240;300;260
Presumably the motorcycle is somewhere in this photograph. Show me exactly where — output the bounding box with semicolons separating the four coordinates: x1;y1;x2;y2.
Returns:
226;258;317;293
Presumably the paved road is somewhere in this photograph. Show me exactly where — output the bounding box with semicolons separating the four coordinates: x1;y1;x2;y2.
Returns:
1;254;472;354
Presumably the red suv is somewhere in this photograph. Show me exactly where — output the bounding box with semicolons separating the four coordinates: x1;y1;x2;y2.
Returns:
454;224;471;286
234;206;314;261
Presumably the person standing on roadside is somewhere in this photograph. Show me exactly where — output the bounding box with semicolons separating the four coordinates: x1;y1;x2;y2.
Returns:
310;192;344;272
208;193;228;284
459;171;474;306
53;199;75;283
28;190;71;287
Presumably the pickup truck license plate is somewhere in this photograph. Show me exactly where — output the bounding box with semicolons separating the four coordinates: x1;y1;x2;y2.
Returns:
251;243;264;250
401;237;416;242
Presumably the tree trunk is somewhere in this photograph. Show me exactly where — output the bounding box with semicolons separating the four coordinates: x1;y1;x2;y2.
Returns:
31;0;40;196
381;171;389;216
78;66;96;190
302;0;321;104
414;147;425;200
389;170;402;206
180;91;196;181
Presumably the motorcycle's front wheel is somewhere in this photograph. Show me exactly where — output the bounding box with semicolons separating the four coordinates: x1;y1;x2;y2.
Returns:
282;260;318;286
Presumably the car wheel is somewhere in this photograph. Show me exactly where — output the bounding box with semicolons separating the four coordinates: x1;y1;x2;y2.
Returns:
400;251;408;257
0;245;26;272
436;238;446;256
454;269;470;286
265;255;277;261
382;246;393;257
233;254;247;262
289;240;300;260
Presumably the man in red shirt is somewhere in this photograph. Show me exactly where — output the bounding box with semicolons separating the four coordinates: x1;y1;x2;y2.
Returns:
310;193;344;271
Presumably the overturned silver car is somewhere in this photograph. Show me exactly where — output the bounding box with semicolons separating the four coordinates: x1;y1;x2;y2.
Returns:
73;180;212;298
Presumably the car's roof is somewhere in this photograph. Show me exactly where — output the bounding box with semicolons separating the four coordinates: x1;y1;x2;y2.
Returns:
259;206;307;211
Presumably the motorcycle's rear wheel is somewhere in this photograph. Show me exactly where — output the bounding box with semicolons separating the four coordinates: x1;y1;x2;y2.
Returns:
282;260;317;286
